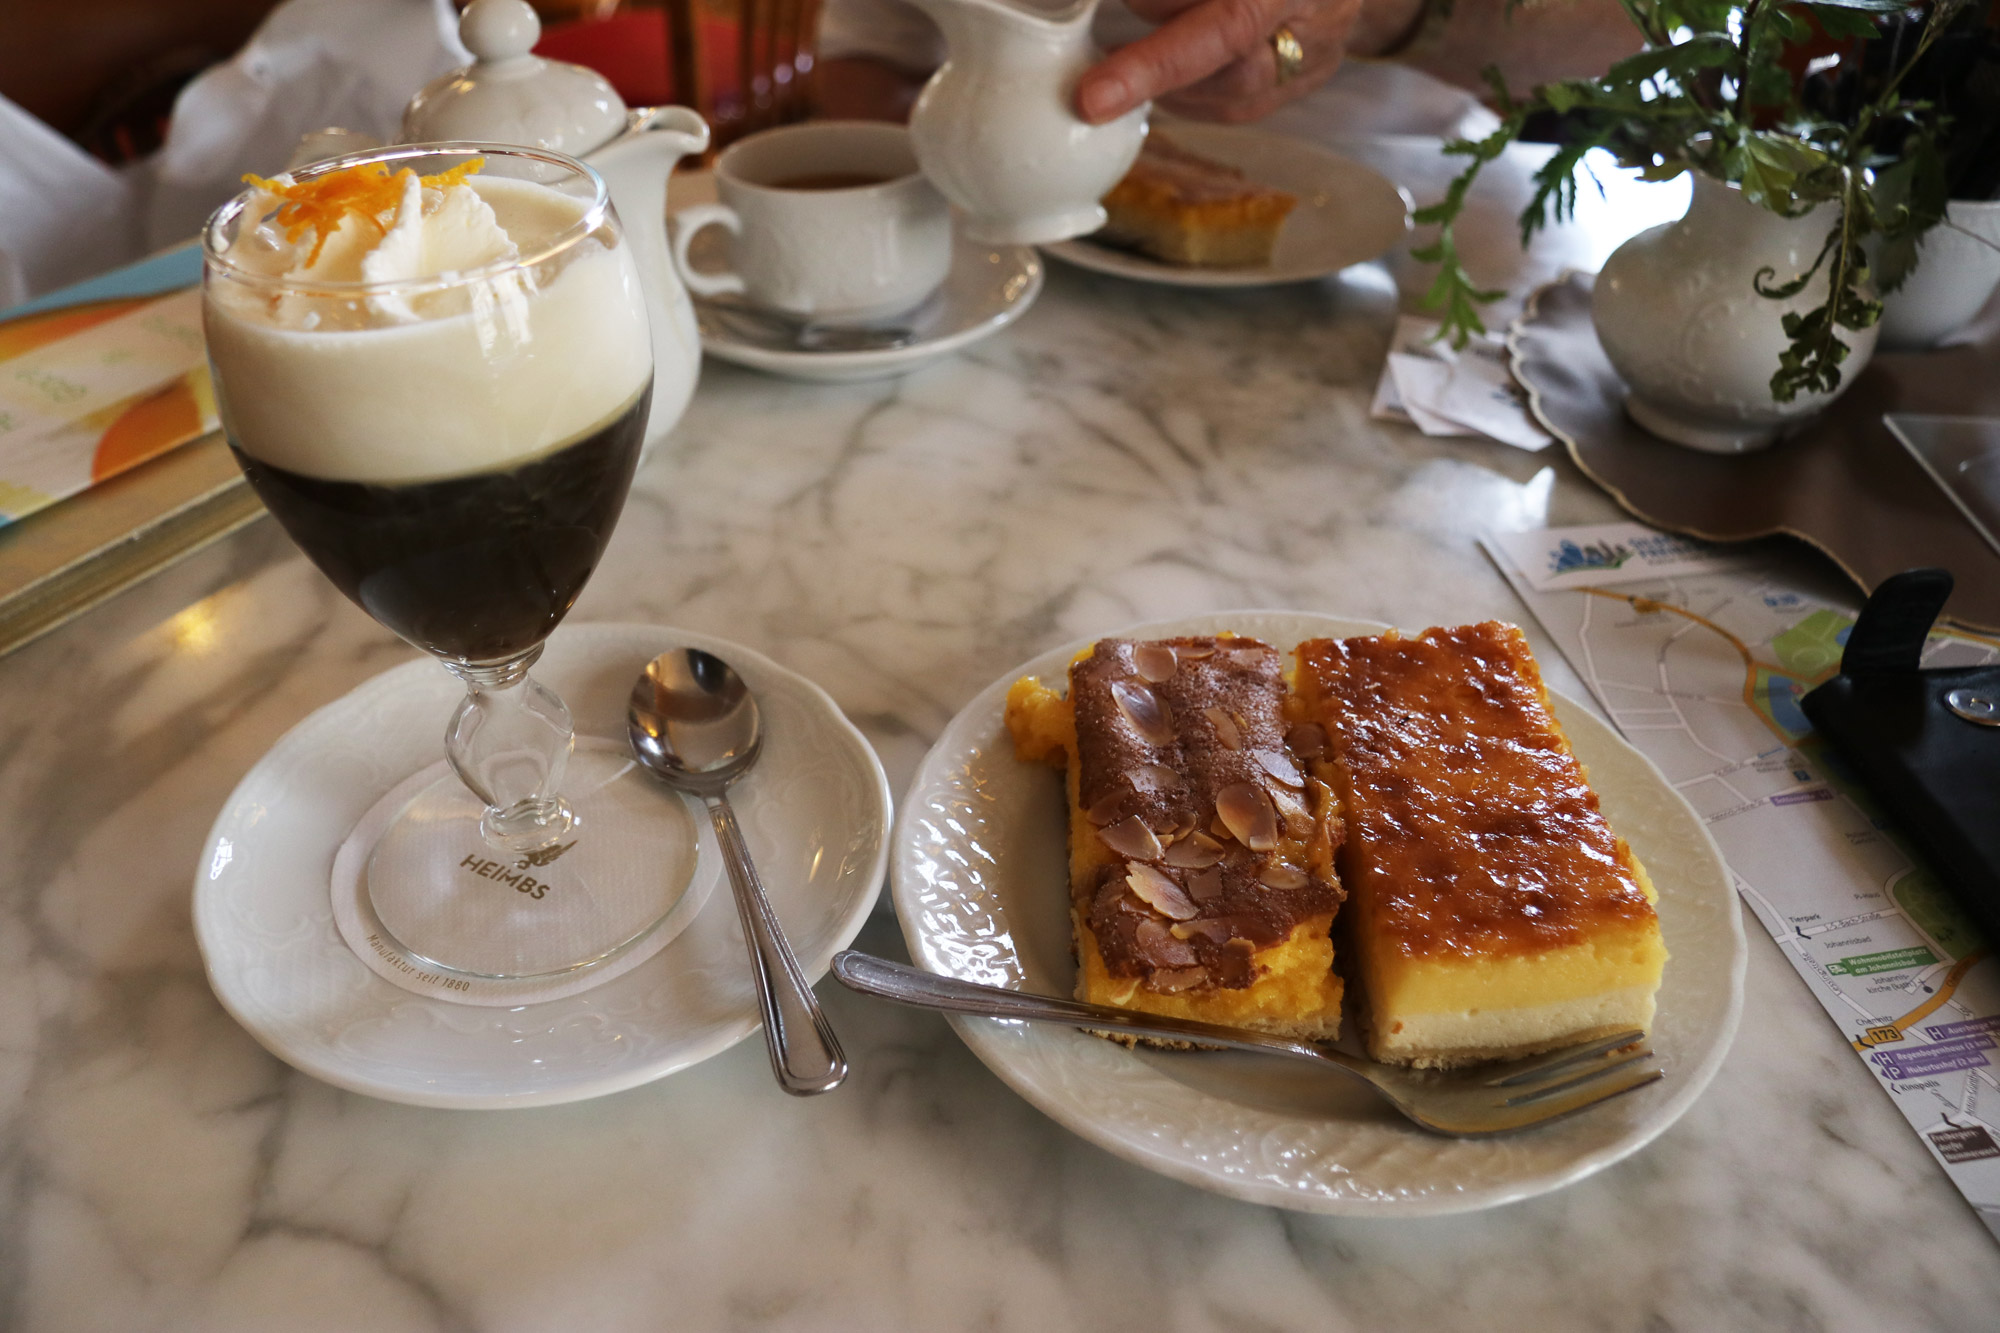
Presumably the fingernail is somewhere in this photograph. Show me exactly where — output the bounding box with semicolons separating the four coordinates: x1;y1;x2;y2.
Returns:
1080;75;1127;124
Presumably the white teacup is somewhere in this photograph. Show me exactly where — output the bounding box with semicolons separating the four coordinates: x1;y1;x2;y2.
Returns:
670;122;953;324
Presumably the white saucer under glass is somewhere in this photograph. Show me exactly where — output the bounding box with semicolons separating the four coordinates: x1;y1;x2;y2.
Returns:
194;624;893;1107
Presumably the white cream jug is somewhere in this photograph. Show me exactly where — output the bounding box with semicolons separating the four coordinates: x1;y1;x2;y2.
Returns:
900;0;1148;244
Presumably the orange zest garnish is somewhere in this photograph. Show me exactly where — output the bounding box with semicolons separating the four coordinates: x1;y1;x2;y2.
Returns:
242;156;486;268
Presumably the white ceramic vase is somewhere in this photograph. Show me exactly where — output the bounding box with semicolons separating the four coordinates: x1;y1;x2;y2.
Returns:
1876;199;2000;350
1592;172;1879;453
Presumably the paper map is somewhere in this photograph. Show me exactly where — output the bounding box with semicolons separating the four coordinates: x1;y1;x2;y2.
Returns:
1486;523;2000;1242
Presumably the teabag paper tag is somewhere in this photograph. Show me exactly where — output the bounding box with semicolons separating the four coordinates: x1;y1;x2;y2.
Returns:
1371;314;1552;450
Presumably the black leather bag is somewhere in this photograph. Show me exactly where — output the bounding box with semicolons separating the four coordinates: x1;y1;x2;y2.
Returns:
1802;569;2000;943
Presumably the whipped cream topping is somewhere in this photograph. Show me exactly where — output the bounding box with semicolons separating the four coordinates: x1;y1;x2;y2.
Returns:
205;167;653;485
220;164;528;324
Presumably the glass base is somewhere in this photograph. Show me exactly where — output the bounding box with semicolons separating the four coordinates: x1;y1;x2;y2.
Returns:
363;742;699;979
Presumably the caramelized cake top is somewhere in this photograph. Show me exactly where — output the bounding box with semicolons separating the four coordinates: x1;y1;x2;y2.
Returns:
1296;622;1656;959
1070;636;1343;990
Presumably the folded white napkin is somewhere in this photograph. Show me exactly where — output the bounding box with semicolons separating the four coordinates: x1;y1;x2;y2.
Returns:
144;0;469;254
0;0;467;306
1371;314;1554;451
0;96;139;307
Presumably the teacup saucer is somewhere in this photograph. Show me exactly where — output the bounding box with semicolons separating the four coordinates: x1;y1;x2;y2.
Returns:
193;623;892;1109
672;170;1043;383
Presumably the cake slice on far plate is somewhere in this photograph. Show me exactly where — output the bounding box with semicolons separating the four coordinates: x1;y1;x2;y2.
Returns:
1005;635;1346;1039
1294;622;1668;1069
1097;135;1299;268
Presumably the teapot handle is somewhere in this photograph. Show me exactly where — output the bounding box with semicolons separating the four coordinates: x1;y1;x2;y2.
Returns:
668;204;748;299
590;106;711;245
588;106;711;444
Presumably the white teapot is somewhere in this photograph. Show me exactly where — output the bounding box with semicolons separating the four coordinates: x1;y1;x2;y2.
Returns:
900;0;1148;244
399;0;709;449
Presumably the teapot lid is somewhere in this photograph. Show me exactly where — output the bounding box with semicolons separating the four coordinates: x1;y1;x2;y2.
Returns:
402;0;629;157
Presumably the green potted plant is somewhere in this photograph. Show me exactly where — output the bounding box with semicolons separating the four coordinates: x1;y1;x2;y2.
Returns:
1418;0;1971;452
1818;3;2000;347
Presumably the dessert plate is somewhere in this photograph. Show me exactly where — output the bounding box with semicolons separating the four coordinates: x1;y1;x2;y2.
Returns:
194;622;892;1109
890;610;1746;1215
672;171;1043;383
1040;123;1412;288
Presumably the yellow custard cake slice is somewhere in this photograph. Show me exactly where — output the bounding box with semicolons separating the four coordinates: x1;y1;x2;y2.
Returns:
1293;623;1667;1069
1098;135;1298;268
1005;636;1345;1038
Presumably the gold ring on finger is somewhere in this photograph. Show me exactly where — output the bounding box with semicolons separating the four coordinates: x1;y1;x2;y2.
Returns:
1270;25;1306;86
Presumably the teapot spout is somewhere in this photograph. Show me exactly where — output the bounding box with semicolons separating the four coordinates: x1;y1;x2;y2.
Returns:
589;107;712;451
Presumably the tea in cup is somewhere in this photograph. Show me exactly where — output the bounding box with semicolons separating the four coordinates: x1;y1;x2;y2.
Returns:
670;122;952;324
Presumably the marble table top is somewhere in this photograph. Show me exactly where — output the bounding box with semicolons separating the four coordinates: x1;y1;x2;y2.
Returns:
3;135;1996;1331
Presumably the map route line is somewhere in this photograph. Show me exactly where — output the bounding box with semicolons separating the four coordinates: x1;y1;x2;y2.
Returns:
1575;587;1819;746
1854;948;1992;1049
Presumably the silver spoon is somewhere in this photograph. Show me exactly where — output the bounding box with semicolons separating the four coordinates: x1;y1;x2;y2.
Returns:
697;298;918;354
627;648;847;1095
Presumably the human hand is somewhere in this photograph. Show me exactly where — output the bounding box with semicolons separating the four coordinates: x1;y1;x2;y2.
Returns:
1075;0;1389;125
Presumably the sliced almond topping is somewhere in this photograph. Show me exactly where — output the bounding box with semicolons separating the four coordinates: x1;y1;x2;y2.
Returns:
1204;706;1242;751
1216;782;1279;851
1226;646;1270;669
1127;862;1198;920
1286;721;1328;759
1100;816;1164;862
1111;679;1175;747
1145;965;1208;994
1086;790;1134;826
1134;918;1199;964
1176;641;1216;660
1129;762;1185;794
1170;917;1233;943
1163;831;1225;869
1186;865;1226;901
1258;860;1309;890
1308;777;1339;865
1269;783;1315;840
1132;642;1178;683
1253;748;1304;788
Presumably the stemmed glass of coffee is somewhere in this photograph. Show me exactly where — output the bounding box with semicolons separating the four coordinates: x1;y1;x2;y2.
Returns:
204;144;689;980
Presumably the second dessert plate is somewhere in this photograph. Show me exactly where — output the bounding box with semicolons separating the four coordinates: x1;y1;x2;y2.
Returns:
890;610;1747;1215
1041;123;1412;288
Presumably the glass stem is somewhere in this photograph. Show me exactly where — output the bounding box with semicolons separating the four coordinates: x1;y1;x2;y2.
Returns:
444;645;577;855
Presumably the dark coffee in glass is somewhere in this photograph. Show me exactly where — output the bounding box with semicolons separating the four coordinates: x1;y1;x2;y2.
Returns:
230;386;650;662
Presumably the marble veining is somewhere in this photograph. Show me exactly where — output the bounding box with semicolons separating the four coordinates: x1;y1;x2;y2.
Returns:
1;136;1995;1329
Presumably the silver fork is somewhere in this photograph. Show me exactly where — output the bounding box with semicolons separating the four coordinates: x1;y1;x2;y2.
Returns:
830;951;1663;1136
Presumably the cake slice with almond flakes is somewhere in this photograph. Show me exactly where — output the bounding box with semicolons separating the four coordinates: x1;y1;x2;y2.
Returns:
1005;635;1345;1039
